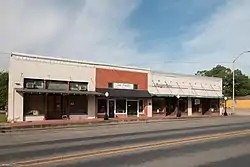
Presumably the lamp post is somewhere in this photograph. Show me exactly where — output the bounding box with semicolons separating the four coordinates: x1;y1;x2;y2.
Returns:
104;92;109;120
232;51;250;114
224;96;228;116
176;95;181;117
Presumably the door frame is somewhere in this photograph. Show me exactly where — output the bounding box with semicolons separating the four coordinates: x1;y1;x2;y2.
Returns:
126;99;139;117
107;99;116;118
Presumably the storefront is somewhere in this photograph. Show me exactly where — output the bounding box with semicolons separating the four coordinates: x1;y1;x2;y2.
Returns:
16;78;102;121
8;52;223;122
8;53;99;122
148;71;223;116
95;68;152;118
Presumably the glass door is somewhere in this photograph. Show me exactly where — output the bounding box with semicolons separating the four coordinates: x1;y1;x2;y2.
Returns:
108;99;115;118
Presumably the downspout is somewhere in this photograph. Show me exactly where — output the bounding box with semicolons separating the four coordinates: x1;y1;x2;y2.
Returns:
12;89;15;122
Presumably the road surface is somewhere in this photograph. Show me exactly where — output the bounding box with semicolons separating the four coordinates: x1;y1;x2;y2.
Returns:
1;116;250;167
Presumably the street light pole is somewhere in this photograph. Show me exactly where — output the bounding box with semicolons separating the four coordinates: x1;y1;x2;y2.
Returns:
224;96;228;116
232;51;250;114
176;95;181;117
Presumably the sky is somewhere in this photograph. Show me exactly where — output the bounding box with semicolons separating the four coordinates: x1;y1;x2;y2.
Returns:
1;0;250;74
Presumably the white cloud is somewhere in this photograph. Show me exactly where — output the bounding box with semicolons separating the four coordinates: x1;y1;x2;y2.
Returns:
0;0;159;70
1;0;250;75
180;0;250;73
0;0;66;70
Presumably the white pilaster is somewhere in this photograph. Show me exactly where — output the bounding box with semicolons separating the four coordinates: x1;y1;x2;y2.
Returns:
88;95;96;118
147;99;152;117
188;97;192;116
219;99;223;115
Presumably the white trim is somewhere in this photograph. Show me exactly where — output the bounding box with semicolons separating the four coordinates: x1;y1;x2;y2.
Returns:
25;115;44;121
11;52;150;72
113;99;127;115
108;99;116;117
137;100;139;117
125;99;128;117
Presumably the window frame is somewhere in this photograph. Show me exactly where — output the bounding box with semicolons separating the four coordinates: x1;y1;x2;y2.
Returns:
97;99;107;114
138;99;144;114
115;99;127;114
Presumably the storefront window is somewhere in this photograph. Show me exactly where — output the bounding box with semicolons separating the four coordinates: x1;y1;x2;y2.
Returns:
210;99;219;112
116;99;126;113
24;94;45;116
139;100;144;113
152;98;165;114
69;95;88;115
98;99;107;113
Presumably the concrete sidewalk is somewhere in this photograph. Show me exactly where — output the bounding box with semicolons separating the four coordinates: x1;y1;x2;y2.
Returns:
0;115;225;132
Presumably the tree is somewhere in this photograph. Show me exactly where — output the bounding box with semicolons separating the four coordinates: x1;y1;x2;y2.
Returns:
0;71;8;109
195;65;250;97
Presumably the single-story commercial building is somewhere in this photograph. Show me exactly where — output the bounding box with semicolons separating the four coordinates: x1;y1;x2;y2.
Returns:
95;68;152;119
8;52;223;122
149;71;223;116
8;53;100;122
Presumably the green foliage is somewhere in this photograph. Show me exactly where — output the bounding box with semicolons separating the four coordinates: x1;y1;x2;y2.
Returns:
0;71;8;109
196;65;250;97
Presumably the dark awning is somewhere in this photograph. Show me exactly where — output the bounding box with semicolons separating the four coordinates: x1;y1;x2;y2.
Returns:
96;88;152;98
15;88;103;96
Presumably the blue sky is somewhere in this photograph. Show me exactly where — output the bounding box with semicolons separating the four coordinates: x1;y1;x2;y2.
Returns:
1;0;250;74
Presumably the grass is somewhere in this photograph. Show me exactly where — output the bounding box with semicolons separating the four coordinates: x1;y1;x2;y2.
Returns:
0;113;7;123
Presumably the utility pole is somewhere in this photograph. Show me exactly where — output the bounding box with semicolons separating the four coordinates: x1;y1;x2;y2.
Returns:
232;51;250;114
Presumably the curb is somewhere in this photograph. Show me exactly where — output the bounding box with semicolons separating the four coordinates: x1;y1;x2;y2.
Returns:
0;115;231;133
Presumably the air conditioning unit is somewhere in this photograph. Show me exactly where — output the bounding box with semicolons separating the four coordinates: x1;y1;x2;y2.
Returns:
79;85;87;91
34;81;44;89
26;82;35;89
70;86;79;91
69;82;88;91
70;83;79;91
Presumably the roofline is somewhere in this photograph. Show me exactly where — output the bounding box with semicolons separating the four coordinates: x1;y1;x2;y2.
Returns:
10;52;222;81
11;52;150;72
151;70;222;81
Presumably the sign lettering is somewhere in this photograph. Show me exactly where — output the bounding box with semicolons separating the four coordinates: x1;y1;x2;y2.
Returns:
113;83;134;90
152;83;171;88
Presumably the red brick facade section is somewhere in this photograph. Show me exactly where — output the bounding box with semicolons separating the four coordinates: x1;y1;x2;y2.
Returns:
96;68;148;90
116;114;126;119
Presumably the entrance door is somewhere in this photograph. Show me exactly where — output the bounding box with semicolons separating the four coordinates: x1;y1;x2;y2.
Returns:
47;94;63;119
108;99;115;118
127;100;138;116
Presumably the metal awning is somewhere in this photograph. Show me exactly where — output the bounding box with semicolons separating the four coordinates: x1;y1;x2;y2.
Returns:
96;88;152;98
187;95;223;99
151;94;175;97
151;94;222;99
15;88;104;96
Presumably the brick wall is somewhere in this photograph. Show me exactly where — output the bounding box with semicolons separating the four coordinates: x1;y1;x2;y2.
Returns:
96;68;148;90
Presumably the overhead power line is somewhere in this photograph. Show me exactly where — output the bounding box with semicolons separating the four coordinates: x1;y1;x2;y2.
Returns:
0;51;11;56
126;60;232;67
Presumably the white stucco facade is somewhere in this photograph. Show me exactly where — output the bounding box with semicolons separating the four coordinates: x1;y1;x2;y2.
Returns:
148;71;223;116
148;71;223;98
7;52;223;122
8;53;97;122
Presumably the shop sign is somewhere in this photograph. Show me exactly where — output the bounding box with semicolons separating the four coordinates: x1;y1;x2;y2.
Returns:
113;83;134;90
152;83;171;88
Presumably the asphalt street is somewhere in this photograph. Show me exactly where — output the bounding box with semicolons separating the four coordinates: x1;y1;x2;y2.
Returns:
0;116;250;167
